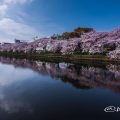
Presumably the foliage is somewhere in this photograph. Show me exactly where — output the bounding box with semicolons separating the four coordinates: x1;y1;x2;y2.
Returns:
51;27;94;40
74;27;94;33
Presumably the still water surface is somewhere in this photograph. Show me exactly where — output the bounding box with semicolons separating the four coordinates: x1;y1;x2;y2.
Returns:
0;57;120;120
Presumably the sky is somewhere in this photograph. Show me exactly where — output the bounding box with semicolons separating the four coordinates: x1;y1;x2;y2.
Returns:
0;0;120;42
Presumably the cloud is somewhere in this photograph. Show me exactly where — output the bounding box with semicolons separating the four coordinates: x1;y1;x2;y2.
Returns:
0;18;39;42
4;0;33;4
0;4;7;16
0;0;32;16
0;0;40;42
0;0;64;42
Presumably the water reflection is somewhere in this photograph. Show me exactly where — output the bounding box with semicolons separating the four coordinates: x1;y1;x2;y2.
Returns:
0;57;120;120
0;57;120;93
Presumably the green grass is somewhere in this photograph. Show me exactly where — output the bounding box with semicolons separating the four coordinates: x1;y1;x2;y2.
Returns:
0;52;119;65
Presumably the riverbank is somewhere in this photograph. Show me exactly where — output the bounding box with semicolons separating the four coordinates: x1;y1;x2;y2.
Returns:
1;28;120;60
0;52;119;65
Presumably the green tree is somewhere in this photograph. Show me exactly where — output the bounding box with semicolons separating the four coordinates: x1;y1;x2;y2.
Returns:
74;27;94;33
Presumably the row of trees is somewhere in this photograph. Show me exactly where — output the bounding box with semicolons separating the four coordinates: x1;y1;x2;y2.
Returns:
51;27;94;40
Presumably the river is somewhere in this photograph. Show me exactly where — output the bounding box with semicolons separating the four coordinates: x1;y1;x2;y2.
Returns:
0;57;120;120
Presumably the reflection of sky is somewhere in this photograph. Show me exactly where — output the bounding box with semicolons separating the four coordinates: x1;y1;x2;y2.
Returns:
0;63;40;113
0;63;37;86
0;62;120;120
0;63;61;114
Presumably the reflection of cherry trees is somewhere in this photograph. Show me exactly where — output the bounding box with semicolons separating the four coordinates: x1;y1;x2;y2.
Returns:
0;28;120;59
0;57;120;93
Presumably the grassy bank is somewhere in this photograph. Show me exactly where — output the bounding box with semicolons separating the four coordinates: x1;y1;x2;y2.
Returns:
0;52;119;65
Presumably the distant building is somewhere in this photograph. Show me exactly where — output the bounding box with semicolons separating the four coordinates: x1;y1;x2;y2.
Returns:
2;42;11;45
32;36;38;41
14;39;27;44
